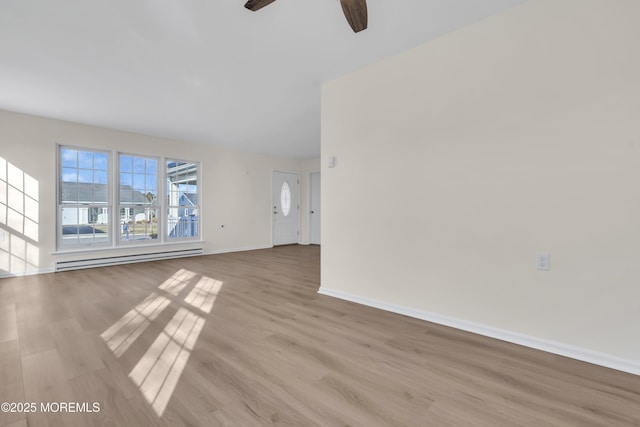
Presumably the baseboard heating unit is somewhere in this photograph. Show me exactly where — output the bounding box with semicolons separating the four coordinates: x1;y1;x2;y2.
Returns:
54;248;204;272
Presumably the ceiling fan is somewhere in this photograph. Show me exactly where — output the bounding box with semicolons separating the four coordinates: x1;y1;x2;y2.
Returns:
244;0;368;33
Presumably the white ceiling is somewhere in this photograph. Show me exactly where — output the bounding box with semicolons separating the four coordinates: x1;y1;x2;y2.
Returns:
0;0;525;159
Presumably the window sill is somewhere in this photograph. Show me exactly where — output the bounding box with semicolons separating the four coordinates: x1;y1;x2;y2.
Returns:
51;240;205;256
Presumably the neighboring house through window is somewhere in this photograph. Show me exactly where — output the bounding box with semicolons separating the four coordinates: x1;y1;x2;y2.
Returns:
166;160;199;239
59;147;110;247
119;154;159;242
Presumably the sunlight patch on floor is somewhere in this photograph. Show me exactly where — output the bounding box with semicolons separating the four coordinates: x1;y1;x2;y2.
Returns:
158;268;196;296
184;276;222;314
101;268;223;417
101;293;171;357
128;307;206;416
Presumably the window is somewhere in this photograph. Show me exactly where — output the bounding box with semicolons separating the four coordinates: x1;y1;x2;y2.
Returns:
119;154;158;242
57;146;201;250
58;147;110;247
166;160;199;239
280;181;291;217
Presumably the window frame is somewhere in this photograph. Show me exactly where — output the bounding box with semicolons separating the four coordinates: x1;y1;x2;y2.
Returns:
117;152;161;246
55;145;202;252
56;145;113;249
165;158;201;242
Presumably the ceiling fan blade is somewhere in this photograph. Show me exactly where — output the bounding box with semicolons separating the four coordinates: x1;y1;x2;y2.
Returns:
339;0;367;33
244;0;277;12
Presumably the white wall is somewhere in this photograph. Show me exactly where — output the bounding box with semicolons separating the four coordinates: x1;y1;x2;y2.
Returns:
321;0;640;372
0;109;308;275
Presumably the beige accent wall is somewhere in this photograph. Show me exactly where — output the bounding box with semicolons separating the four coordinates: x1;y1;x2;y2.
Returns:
321;0;640;363
0;109;314;275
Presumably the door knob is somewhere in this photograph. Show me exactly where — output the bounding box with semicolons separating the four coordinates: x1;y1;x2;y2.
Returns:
311;211;314;214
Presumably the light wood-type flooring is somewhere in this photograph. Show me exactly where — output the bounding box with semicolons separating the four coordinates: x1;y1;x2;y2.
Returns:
1;245;639;426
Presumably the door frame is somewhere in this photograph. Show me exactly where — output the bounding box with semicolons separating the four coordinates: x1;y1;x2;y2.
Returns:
272;170;300;246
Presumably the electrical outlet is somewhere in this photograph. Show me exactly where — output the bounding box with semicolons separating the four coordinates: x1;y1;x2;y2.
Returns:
536;252;550;271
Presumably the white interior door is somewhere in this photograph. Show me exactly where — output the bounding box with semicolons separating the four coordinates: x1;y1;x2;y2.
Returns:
310;171;321;245
273;171;299;246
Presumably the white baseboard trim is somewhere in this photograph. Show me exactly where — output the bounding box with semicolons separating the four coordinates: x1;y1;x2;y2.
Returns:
0;246;275;278
0;268;55;279
204;245;273;256
318;287;640;376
